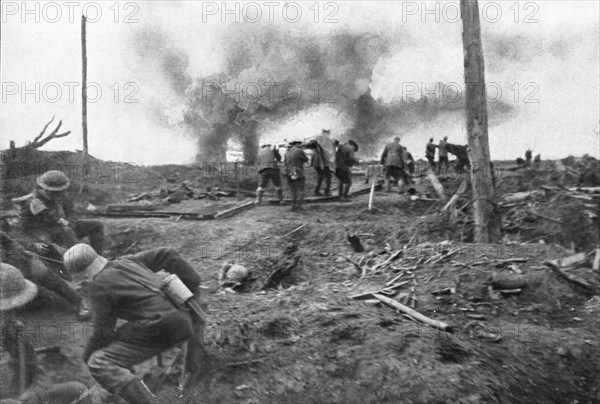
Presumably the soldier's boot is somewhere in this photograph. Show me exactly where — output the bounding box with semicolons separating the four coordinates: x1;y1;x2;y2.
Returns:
338;184;344;200
314;177;323;196
324;177;331;196
255;189;264;206
385;178;391;193
343;184;351;199
276;188;283;204
119;379;159;404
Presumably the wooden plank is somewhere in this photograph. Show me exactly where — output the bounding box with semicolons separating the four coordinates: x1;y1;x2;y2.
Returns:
372;294;453;332
107;203;166;212
214;201;255;219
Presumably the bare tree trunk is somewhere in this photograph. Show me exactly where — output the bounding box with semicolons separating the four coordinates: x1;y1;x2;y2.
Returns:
461;0;502;242
81;15;88;156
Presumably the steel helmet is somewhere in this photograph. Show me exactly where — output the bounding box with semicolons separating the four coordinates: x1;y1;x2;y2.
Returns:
63;244;105;273
37;170;70;191
0;263;38;311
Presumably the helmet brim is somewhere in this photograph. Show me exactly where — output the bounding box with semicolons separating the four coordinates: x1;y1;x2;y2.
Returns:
0;279;38;311
37;177;70;191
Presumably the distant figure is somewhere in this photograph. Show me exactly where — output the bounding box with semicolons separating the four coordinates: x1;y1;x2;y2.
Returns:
533;154;541;168
255;144;283;205
335;140;359;200
525;149;533;167
306;129;335;196
437;136;449;175
380;137;404;193
284;140;309;212
403;147;415;175
425;138;436;170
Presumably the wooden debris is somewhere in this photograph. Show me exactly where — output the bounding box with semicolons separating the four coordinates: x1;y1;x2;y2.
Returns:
498;288;522;295
107;203;165;212
385;266;417;286
281;223;307;238
442;178;469;212
470;257;528;266
527;210;563;225
372;294;453;332
334;253;365;275
214;201;255;219
349;280;411;300
500;190;544;204
491;273;527;290
544;260;594;290
552;253;588;268
372;250;403;272
426;170;446;201
593;249;600;271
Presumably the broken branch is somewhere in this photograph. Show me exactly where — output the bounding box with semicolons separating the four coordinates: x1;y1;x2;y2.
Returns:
372;293;453;332
544;260;594;290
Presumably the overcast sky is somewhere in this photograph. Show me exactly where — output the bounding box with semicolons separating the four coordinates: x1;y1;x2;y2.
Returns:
1;1;599;164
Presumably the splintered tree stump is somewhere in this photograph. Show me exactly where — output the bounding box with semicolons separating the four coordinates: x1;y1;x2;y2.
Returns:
347;235;365;253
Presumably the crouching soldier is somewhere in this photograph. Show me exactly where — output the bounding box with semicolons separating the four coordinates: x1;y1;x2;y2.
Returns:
63;244;204;404
335;140;359;200
255;144;283;205
0;263;88;404
16;170;105;254
1;231;91;320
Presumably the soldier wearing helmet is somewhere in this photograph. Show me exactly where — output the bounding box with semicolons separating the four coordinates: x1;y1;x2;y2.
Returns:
63;244;204;404
0;263;88;403
16;170;105;254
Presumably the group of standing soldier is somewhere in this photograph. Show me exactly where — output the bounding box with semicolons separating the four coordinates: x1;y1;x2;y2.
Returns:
425;136;471;175
255;129;359;211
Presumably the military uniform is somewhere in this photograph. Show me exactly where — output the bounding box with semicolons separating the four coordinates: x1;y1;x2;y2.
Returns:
256;146;283;204
308;133;335;196
335;142;359;199
284;144;308;211
425;141;437;170
380;141;404;191
437;139;449;174
0;230;85;316
84;248;202;394
19;189;105;254
0;264;87;403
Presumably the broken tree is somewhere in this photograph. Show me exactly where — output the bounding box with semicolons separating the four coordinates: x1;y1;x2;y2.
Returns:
14;116;71;150
461;0;502;242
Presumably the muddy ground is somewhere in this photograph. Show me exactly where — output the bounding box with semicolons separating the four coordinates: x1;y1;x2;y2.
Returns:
1;150;599;403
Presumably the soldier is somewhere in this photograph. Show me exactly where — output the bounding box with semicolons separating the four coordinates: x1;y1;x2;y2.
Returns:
16;170;105;254
283;141;309;212
255;144;283;205
63;244;204;404
335;140;359;200
0;230;90;320
0;263;88;403
380;137;404;193
425;138;437;170
306;129;335;196
437;136;449;175
525;149;533;167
